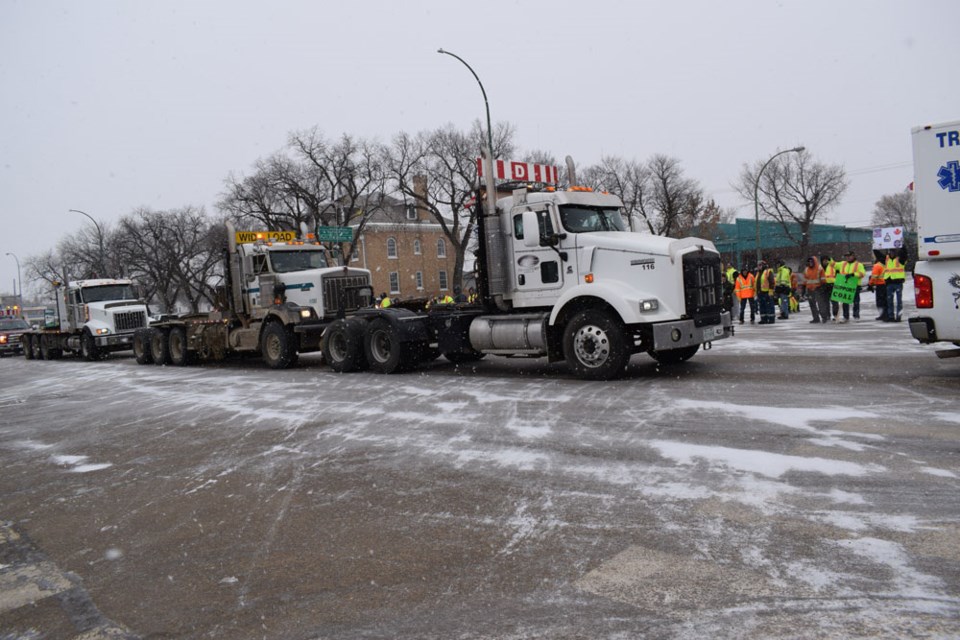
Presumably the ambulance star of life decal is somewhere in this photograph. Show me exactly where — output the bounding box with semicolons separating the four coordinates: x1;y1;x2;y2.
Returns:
937;160;960;192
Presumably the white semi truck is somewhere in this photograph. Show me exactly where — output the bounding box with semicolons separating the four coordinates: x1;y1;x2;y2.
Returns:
133;224;374;368
909;119;960;358
21;278;150;361
318;156;733;380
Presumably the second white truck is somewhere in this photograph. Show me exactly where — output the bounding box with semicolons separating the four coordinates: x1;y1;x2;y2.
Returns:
908;120;960;358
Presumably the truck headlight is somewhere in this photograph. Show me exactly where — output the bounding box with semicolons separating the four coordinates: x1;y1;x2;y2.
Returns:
300;308;313;319
96;328;110;335
640;299;659;312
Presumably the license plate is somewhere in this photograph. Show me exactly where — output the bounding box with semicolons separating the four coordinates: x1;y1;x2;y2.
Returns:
703;325;724;341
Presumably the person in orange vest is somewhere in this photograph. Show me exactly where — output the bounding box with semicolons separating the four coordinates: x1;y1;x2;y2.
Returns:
883;247;907;322
803;256;828;323
837;250;867;322
734;267;756;325
867;256;886;321
757;260;777;325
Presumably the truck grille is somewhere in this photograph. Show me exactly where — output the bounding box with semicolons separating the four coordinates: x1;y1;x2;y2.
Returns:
114;310;147;332
682;252;723;327
322;275;371;317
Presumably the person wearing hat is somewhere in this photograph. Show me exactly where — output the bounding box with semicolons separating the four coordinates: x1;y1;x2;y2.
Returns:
756;260;777;325
837;250;866;322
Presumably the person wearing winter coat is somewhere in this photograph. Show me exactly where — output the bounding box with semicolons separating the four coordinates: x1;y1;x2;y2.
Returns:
803;256;828;323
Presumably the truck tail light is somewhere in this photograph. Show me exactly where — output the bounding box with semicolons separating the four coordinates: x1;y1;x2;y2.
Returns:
915;274;934;309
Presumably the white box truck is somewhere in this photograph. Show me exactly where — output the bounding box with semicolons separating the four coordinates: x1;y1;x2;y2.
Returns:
909;120;960;358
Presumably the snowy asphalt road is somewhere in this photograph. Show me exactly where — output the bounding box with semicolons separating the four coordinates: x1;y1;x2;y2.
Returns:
1;297;959;638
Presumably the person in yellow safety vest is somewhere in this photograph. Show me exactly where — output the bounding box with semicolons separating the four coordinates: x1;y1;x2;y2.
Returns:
821;255;838;322
757;260;777;325
733;268;756;325
868;258;886;320
803;256;829;323
837;250;867;322
774;259;792;320
377;293;392;309
723;263;737;313
883;247;907;322
467;287;478;304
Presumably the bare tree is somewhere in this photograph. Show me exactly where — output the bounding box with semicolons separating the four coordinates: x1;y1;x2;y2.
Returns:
581;156;651;232
871;190;916;234
736;149;848;260
583;154;710;237
220;130;390;265
387;121;516;287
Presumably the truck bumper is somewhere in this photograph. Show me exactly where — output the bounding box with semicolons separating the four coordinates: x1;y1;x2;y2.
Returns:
94;333;135;350
909;317;937;343
651;311;733;351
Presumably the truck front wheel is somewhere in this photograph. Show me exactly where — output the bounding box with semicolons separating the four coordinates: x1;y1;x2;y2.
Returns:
563;309;630;380
261;322;298;369
81;330;101;361
322;319;367;373
133;329;154;364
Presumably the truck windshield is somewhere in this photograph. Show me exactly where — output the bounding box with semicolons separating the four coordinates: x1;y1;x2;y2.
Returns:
0;319;29;330
559;206;627;233
270;250;328;273
80;285;137;303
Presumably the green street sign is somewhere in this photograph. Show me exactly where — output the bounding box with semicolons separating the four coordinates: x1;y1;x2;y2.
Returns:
317;226;353;242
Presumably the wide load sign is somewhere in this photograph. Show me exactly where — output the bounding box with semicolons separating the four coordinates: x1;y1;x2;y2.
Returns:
477;158;560;185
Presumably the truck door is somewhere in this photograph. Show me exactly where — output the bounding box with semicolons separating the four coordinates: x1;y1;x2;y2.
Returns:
510;206;564;294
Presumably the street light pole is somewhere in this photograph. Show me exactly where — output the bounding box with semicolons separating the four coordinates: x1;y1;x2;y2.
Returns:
437;48;494;165
754;146;805;264
5;252;21;311
68;209;106;277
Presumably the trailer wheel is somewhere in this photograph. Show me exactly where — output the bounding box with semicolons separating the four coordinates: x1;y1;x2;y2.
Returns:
80;330;102;361
168;326;196;366
261;322;298;369
649;344;699;365
40;337;62;360
133;329;154;365
22;335;35;360
150;328;170;365
322;318;367;373
562;309;630;380
363;318;410;374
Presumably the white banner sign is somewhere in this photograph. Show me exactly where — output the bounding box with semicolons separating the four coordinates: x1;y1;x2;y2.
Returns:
872;226;905;250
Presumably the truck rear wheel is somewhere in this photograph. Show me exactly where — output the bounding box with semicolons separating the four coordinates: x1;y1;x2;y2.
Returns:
22;335;34;360
563;309;630;380
363;318;409;374
322;318;367;373
649;344;699;365
150;328;170;365
168;326;196;366
80;331;101;361
40;337;62;360
133;329;154;364
261;322;298;369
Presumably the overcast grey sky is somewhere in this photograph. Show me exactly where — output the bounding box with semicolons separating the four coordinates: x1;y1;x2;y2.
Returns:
2;0;957;297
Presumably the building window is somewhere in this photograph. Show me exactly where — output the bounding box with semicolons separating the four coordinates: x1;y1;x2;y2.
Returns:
439;270;448;291
406;204;417;221
387;237;398;259
415;271;423;290
437;238;447;258
350;243;359;262
389;272;400;294
413;239;421;255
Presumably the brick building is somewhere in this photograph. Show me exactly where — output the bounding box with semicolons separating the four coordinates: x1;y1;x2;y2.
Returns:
347;183;458;302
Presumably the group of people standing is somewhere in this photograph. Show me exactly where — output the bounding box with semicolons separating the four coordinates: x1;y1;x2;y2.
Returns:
724;247;908;326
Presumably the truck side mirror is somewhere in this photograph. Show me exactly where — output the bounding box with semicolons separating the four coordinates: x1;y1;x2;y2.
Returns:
521;210;540;248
